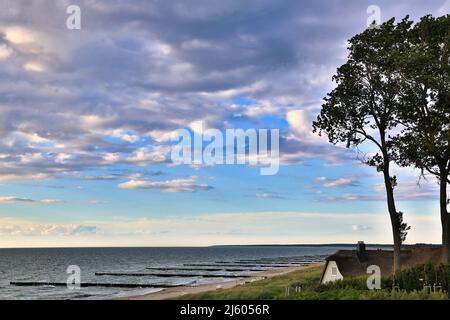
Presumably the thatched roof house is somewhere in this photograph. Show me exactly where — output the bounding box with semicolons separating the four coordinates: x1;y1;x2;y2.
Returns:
320;242;442;284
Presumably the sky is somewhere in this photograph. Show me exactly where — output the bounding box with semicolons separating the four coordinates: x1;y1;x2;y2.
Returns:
0;0;448;248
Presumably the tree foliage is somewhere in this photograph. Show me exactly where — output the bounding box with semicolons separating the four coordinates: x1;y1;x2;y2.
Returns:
312;18;413;251
393;15;450;181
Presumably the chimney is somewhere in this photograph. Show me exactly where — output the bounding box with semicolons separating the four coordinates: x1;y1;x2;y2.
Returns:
356;241;366;254
356;241;368;263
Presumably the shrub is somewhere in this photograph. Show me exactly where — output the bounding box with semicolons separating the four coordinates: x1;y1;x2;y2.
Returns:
387;263;450;293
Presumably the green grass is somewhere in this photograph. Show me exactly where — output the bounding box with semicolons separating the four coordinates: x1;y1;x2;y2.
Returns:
177;266;449;300
290;287;448;300
178;266;323;300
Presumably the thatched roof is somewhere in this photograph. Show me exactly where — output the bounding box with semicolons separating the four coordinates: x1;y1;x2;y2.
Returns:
320;246;442;282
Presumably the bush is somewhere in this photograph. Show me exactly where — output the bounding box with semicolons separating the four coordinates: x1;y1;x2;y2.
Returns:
387;263;450;293
300;264;450;300
316;276;369;291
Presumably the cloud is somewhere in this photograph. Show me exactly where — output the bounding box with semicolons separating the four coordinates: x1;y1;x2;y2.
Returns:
118;176;213;192
0;173;50;183
0;0;439;181
81;175;120;181
88;200;108;205
24;62;45;72
315;176;358;188
351;224;372;232
0;196;64;204
4;26;36;45
109;129;140;143
0;196;34;204
319;177;441;202
286;110;319;141
323;178;358;188
0;44;12;59
38;199;65;204
0;211;442;247
255;193;284;199
320;194;373;202
278;108;357;166
69;225;97;236
373;179;441;201
0;217;97;237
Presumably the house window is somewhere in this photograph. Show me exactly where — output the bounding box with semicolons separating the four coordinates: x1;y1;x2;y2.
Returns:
331;267;338;277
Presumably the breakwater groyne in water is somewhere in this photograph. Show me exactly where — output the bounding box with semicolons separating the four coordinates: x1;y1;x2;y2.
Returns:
8;253;327;296
182;254;327;269
9;281;183;288
184;263;301;268
146;267;267;272
95;272;252;278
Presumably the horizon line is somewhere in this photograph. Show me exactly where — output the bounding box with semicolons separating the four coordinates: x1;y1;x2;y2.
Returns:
0;243;440;250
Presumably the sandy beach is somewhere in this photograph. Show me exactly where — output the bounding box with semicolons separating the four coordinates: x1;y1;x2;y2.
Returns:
121;264;322;300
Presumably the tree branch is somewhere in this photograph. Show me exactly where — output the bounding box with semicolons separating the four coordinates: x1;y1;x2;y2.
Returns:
355;128;383;150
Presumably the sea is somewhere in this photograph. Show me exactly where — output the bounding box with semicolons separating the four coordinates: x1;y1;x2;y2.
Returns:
0;245;350;300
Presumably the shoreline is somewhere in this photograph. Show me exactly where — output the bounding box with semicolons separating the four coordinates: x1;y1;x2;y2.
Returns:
120;263;323;300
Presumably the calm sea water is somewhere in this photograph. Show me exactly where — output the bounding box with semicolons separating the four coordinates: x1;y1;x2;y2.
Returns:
0;246;346;300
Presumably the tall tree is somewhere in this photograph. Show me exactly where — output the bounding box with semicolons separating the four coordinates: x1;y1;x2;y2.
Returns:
393;15;450;263
313;18;412;274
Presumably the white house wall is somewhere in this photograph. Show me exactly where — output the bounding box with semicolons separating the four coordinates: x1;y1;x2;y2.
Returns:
321;261;344;284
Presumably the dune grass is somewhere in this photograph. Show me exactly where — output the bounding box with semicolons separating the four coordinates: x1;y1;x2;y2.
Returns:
177;266;449;300
178;266;323;300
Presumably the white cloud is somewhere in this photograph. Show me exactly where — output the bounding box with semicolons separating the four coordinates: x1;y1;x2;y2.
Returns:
39;199;65;204
320;177;441;202
118;176;212;193
201;81;268;99
82;175;118;181
0;196;34;204
323;177;357;188
3;132;40;147
0;1;442;194
110;129;140;143
286;109;325;143
315;176;358;188
4;26;35;45
255;193;283;199
0;211;441;247
373;179;440;201
305;64;336;87
102;153;120;164
55;153;71;164
0;196;63;204
0;44;12;59
0;173;49;182
19;152;44;164
0;218;96;237
24;62;45;72
351;224;372;232
148;130;180;143
126;146;170;165
244;100;279;118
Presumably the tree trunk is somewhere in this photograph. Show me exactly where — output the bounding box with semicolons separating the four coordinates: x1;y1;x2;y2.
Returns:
382;161;402;275
440;170;450;264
